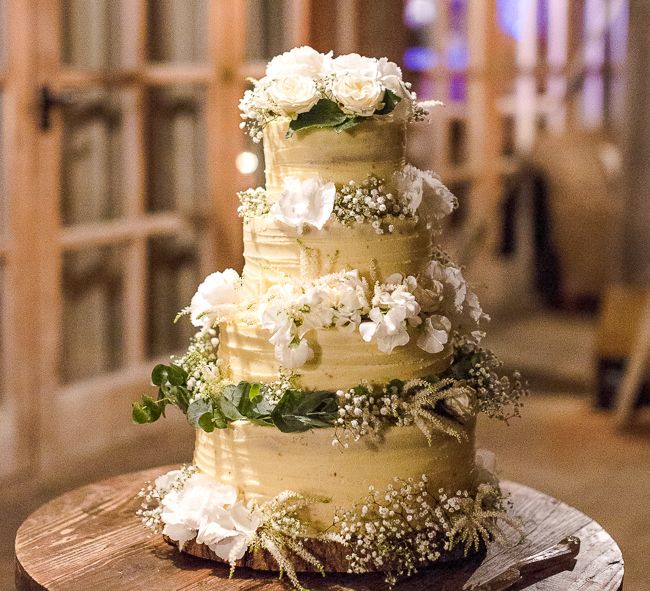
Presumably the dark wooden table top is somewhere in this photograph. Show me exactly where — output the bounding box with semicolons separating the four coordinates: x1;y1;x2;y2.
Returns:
15;465;624;591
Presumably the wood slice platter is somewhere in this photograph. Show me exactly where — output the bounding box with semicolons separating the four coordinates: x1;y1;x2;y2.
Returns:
15;465;625;590
164;532;468;573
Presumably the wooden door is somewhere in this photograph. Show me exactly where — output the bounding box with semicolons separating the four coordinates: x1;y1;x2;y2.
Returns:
0;0;314;485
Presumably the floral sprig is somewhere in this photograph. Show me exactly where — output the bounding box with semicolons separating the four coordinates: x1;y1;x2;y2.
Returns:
447;343;528;422
334;475;518;586
333;378;472;448
237;187;270;220
333;176;412;233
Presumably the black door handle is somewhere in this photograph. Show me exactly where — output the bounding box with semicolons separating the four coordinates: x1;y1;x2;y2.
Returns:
38;85;79;131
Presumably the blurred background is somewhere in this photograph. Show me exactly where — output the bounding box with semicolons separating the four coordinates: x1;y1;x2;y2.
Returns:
1;1;649;589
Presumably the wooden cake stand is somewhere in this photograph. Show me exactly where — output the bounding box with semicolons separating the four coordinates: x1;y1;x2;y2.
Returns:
15;465;624;590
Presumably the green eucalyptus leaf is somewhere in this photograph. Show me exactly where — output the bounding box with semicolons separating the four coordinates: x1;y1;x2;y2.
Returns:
187;399;213;426
288;99;348;135
375;89;401;115
248;382;261;402
271;390;337;433
198;413;216;433
167;364;187;386
217;396;244;421
151;364;169;386
132;402;151;424
334;115;361;133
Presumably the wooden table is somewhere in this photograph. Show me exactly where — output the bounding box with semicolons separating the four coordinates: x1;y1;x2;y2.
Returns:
15;466;624;590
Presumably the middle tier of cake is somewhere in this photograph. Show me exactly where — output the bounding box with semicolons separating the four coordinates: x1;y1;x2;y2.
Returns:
241;216;433;298
219;318;452;390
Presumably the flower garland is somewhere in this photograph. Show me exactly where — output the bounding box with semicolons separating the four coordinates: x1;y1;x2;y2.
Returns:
138;466;519;590
238;47;437;142
236;166;458;233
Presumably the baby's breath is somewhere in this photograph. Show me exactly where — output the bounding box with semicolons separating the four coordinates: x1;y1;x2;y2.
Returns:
333;176;413;233
335;476;517;585
237;187;270;220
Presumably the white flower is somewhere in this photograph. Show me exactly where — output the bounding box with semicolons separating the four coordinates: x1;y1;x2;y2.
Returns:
417;314;451;353
189;269;241;331
420;170;457;221
159;472;260;560
442;387;475;423
274;337;313;368
393;165;424;213
377;57;405;95
270;176;335;231
326;53;380;78
359;277;421;353
360;306;411;353
330;75;385;116
266;46;331;78
266;75;320;118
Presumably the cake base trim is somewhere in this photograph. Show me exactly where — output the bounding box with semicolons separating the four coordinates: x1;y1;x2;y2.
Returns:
137;463;520;589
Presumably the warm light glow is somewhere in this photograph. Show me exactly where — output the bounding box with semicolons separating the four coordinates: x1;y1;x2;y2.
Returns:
235;151;259;174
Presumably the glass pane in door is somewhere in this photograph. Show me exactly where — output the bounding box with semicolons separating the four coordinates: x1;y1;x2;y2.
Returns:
147;235;200;358
61;246;125;383
147;0;208;63
60;0;125;69
245;0;293;60
145;86;207;213
61;90;126;225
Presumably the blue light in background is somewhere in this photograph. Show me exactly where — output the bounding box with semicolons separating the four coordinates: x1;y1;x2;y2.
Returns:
497;0;548;40
403;47;438;71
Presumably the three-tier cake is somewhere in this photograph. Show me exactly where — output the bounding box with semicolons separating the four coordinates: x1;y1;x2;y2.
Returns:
133;47;526;588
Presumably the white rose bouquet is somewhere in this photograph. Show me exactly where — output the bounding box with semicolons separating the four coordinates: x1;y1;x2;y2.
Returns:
239;46;435;141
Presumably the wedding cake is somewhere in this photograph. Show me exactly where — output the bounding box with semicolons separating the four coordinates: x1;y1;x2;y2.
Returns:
133;47;526;587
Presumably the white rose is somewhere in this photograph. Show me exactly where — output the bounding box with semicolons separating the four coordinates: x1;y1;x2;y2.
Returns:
327;53;380;78
377;57;405;95
330;75;385;116
417;314;451;353
189;269;241;331
270;176;335;231
266;75;320;118
266;46;330;78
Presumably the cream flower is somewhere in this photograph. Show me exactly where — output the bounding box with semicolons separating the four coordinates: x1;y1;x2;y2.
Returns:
189;269;241;331
266;46;330;78
417;314;451;353
266;75;320;118
442;387;476;424
359;276;421;353
326;53;380;77
393;165;424;213
270;176;335;231
421;170;457;221
159;472;260;561
330;75;385;116
377;57;406;95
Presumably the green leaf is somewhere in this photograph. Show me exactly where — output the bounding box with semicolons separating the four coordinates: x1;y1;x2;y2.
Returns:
217;396;244;421
271;390;338;433
167;364;188;386
248;383;262;403
151;364;169;386
288;99;348;135
375;89;401;115
198;412;216;433
131;395;163;424
334;115;362;133
187;399;213;426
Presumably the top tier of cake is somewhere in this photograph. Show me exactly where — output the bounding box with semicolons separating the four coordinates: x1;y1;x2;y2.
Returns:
263;118;406;201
